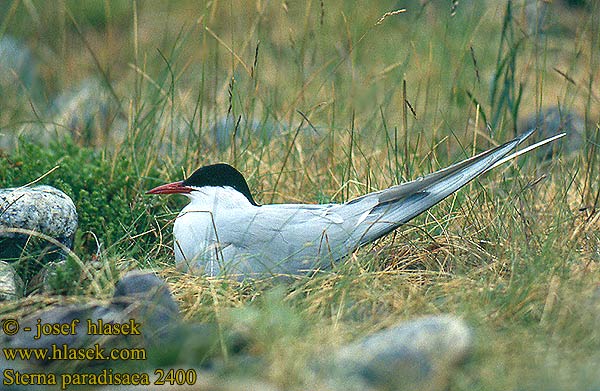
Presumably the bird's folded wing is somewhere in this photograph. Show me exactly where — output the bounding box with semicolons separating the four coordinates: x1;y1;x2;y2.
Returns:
350;128;536;209
350;128;565;245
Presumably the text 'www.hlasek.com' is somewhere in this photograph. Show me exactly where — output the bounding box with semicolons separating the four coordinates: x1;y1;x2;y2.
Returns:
1;317;197;389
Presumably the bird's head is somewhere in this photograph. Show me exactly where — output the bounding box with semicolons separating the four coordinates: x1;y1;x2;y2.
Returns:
146;163;259;206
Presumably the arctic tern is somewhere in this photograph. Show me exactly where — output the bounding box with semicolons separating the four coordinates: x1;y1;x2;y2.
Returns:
147;129;563;278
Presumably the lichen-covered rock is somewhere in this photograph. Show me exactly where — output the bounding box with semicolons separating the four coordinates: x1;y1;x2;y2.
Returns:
0;185;77;261
0;261;24;300
331;315;472;391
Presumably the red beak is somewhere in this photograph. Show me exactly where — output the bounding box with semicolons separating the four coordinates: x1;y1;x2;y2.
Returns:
146;181;193;195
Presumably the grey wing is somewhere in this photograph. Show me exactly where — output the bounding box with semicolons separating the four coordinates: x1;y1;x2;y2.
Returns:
214;202;375;276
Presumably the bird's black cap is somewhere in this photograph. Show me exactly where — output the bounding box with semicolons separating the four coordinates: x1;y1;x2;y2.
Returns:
183;163;259;206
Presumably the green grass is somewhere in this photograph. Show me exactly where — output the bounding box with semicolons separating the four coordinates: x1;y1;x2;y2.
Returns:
1;0;599;389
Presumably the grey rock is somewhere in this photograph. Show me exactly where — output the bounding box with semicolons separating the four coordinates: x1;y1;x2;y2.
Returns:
0;185;77;261
332;315;472;391
519;106;585;157
2;304;101;352
1;77;124;149
0;36;45;151
51;78;122;146
0;36;38;95
525;0;549;35
210;115;323;152
524;0;591;36
113;270;174;299
0;261;23;300
112;270;181;341
211;116;281;150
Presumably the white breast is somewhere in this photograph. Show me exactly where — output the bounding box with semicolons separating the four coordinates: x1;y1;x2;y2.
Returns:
172;186;256;274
